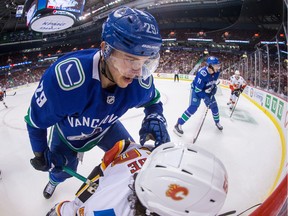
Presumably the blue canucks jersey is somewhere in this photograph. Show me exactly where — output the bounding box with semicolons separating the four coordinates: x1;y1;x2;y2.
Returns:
25;49;162;153
192;66;220;98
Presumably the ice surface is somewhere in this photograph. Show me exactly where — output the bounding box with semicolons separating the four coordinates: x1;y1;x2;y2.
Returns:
0;79;281;215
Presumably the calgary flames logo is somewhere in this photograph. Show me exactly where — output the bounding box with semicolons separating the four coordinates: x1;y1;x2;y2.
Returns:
166;184;189;200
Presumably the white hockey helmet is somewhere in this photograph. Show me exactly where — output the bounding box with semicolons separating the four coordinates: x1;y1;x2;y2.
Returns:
235;70;240;77
135;142;228;216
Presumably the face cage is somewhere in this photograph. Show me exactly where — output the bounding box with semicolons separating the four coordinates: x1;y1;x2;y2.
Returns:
104;46;160;80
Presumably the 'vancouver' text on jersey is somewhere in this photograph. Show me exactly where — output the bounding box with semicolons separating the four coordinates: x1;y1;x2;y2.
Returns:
25;49;161;152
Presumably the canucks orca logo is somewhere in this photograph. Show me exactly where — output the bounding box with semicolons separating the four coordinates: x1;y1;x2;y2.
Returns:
138;76;152;89
55;57;85;91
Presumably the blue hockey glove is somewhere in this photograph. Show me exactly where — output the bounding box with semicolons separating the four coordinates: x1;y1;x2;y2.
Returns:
205;85;217;96
139;113;170;147
204;96;211;106
203;94;216;108
211;86;217;95
30;148;67;172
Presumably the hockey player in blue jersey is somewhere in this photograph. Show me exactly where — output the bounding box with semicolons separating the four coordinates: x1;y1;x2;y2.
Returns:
174;56;223;136
24;6;170;199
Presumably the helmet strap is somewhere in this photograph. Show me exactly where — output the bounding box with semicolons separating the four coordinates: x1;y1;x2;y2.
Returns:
100;53;115;84
208;64;215;74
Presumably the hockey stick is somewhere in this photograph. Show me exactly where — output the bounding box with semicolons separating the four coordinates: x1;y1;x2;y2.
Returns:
193;102;211;144
218;210;236;216
193;83;219;144
229;93;240;118
6;92;16;96
63;166;98;189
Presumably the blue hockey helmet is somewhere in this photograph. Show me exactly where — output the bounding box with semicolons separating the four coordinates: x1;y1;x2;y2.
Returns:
102;6;162;58
206;56;220;65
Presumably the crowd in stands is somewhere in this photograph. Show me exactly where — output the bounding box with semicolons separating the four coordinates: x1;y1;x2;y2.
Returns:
0;67;47;89
155;48;287;98
0;40;287;99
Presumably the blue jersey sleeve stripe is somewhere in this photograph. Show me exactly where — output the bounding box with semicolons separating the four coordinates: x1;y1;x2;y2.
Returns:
24;107;39;128
194;87;202;93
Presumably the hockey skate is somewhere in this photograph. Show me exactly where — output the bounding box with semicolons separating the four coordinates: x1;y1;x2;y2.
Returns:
43;181;57;199
173;123;184;136
227;101;231;105
215;122;223;131
229;104;233;110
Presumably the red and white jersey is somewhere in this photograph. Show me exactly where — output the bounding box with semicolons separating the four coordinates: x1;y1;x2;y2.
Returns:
229;75;246;91
60;141;151;216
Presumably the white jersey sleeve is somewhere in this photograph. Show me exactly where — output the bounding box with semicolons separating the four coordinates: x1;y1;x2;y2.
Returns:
60;198;83;215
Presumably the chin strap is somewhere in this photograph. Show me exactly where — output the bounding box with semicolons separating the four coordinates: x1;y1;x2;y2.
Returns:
208;64;215;74
100;52;115;83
